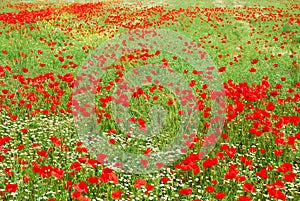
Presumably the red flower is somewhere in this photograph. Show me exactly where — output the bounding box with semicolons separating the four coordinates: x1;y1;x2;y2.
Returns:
1;89;8;94
70;162;81;171
205;186;215;193
58;57;64;62
266;102;275;111
74;181;88;193
267;187;286;201
220;144;229;150
71;192;81;200
21;128;28;133
40;165;52;178
0;154;4;162
212;180;218;185
218;67;226;72
225;169;239;180
22;68;28;73
37;150;48;158
108;139;115;144
259;148;267;154
64;181;72;190
221;134;228;140
96;153;107;164
282;172;297;182
112;190;123;200
134;179;146;188
17;144;25;150
277;162;293;173
87;176;98;184
100;172;118;184
226;147;237;158
143;147;152;156
251;59;259;64
78;196;90;201
145;183;154;194
256;168;268;179
239;156;252;167
243;183;256;193
141;159;148;168
235;176;247;182
268;180;285;189
23;175;30;183
215;192;226;199
160;177;169;183
179;187;193;195
52;167;64;180
237;196;252;201
273;149;283;156
5;183;18;192
78;157;87;163
203;158;218;169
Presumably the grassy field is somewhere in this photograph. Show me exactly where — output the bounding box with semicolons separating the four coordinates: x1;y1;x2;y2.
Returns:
0;0;299;200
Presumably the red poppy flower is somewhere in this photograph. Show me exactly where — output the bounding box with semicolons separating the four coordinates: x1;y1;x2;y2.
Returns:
96;153;107;164
21;128;28;133
267;187;286;200
205;186;215;193
215;192;226;199
225;169;239;180
64;181;72;191
235;176;247;182
282;172;297;182
134;179;146;188
251;59;259;64
112;190;123;200
87;176;98;184
203;158;218;169
108;139;115;144
243;183;256;193
273;149;283;156
226;147;237;158
74;181;88;193
145;183;154;194
256;168;268;179
70;162;81;171
179;187;193;195
37;150;48;158
218;66;226;72
141;159;149;168
71;192;81;200
237;196;252;201
5;183;17;192
52;167;64;180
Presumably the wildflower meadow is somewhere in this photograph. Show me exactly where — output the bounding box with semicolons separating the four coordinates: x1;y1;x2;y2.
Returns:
0;0;299;200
